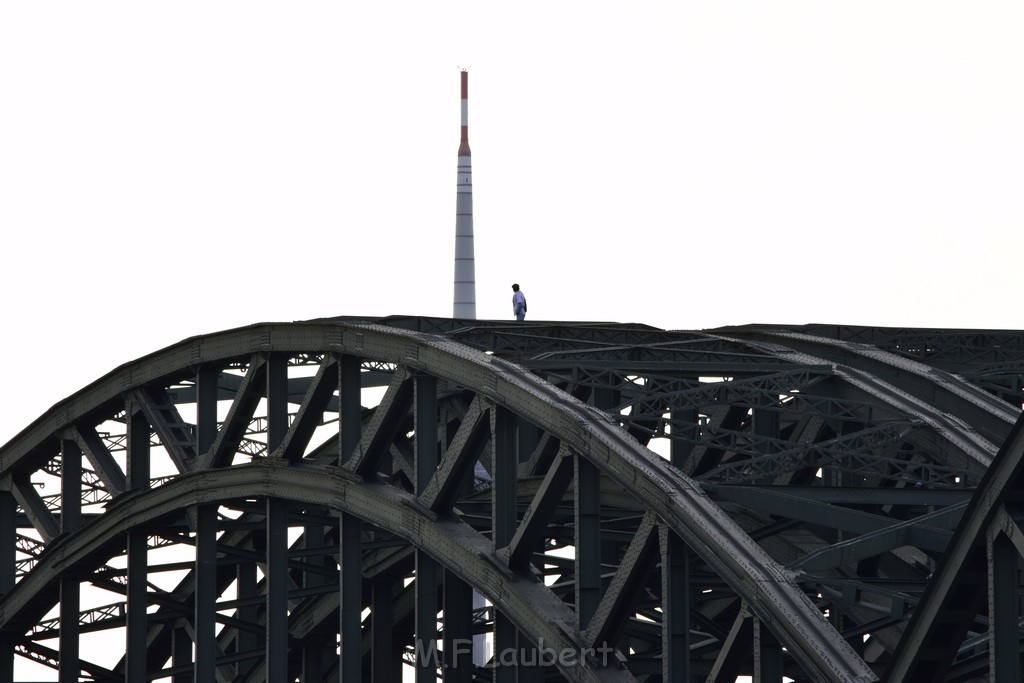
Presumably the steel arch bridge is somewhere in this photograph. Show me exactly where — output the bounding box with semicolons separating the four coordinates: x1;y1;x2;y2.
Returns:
2;317;1024;682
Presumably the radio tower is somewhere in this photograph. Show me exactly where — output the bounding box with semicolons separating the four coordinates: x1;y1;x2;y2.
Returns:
452;69;476;319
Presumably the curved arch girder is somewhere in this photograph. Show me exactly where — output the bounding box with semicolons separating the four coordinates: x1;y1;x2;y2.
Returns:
0;321;878;682
0;462;633;682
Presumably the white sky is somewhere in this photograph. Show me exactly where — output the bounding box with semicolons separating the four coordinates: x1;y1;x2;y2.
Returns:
2;2;1023;444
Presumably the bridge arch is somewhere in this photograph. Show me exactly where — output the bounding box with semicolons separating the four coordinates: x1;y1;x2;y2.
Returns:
13;318;1015;680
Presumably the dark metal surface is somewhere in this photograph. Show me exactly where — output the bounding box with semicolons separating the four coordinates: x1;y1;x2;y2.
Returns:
2;317;1024;681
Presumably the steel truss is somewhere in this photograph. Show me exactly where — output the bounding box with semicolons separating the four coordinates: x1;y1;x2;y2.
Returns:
2;318;1024;681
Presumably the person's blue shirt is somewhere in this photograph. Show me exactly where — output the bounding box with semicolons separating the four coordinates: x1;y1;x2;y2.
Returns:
512;286;526;321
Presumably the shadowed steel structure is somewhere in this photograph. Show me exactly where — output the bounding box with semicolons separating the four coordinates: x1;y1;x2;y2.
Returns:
2;317;1024;681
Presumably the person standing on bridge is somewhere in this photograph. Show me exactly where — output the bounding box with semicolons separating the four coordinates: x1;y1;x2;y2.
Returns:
512;283;527;321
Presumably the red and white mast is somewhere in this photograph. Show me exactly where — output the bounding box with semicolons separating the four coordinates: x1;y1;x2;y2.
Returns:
452;69;476;319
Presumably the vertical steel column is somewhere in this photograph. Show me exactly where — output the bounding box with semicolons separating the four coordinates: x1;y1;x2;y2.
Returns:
589;389;618;598
515;409;543;675
835;420;862;488
339;510;362;681
236;562;258;670
194;504;217;682
126;405;151;682
753;617;783;683
443;571;473;682
752;407;779;485
127;401;152;490
516;632;543;683
512;416;544;676
265;353;289;682
172;624;192;682
416;375;438;494
415;552;439;679
0;490;14;683
58;437;82;683
752;407;779;442
416;375;440;682
660;524;691;682
58;578;80;683
301;357;339;679
491;405;517;681
988;526;1020;680
60;437;82;531
195;364;220;683
513;423;541;683
265;497;289;681
302;509;329;681
493;612;516;683
197;363;219;458
492;406;516;549
339;354;361;465
517;420;539;465
339;354;363;681
467;399;487;669
670;408;698;470
371;579;395;682
575;455;601;630
266;353;289;447
708;610;753;683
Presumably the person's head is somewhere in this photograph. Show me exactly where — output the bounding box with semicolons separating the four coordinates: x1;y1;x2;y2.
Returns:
511;283;519;292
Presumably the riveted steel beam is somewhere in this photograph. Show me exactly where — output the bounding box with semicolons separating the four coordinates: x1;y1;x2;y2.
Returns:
276;356;339;462
501;444;573;571
133;386;197;473
197;355;266;471
419;395;488;513
582;512;658;649
72;424;126;496
345;367;413;478
9;473;58;542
